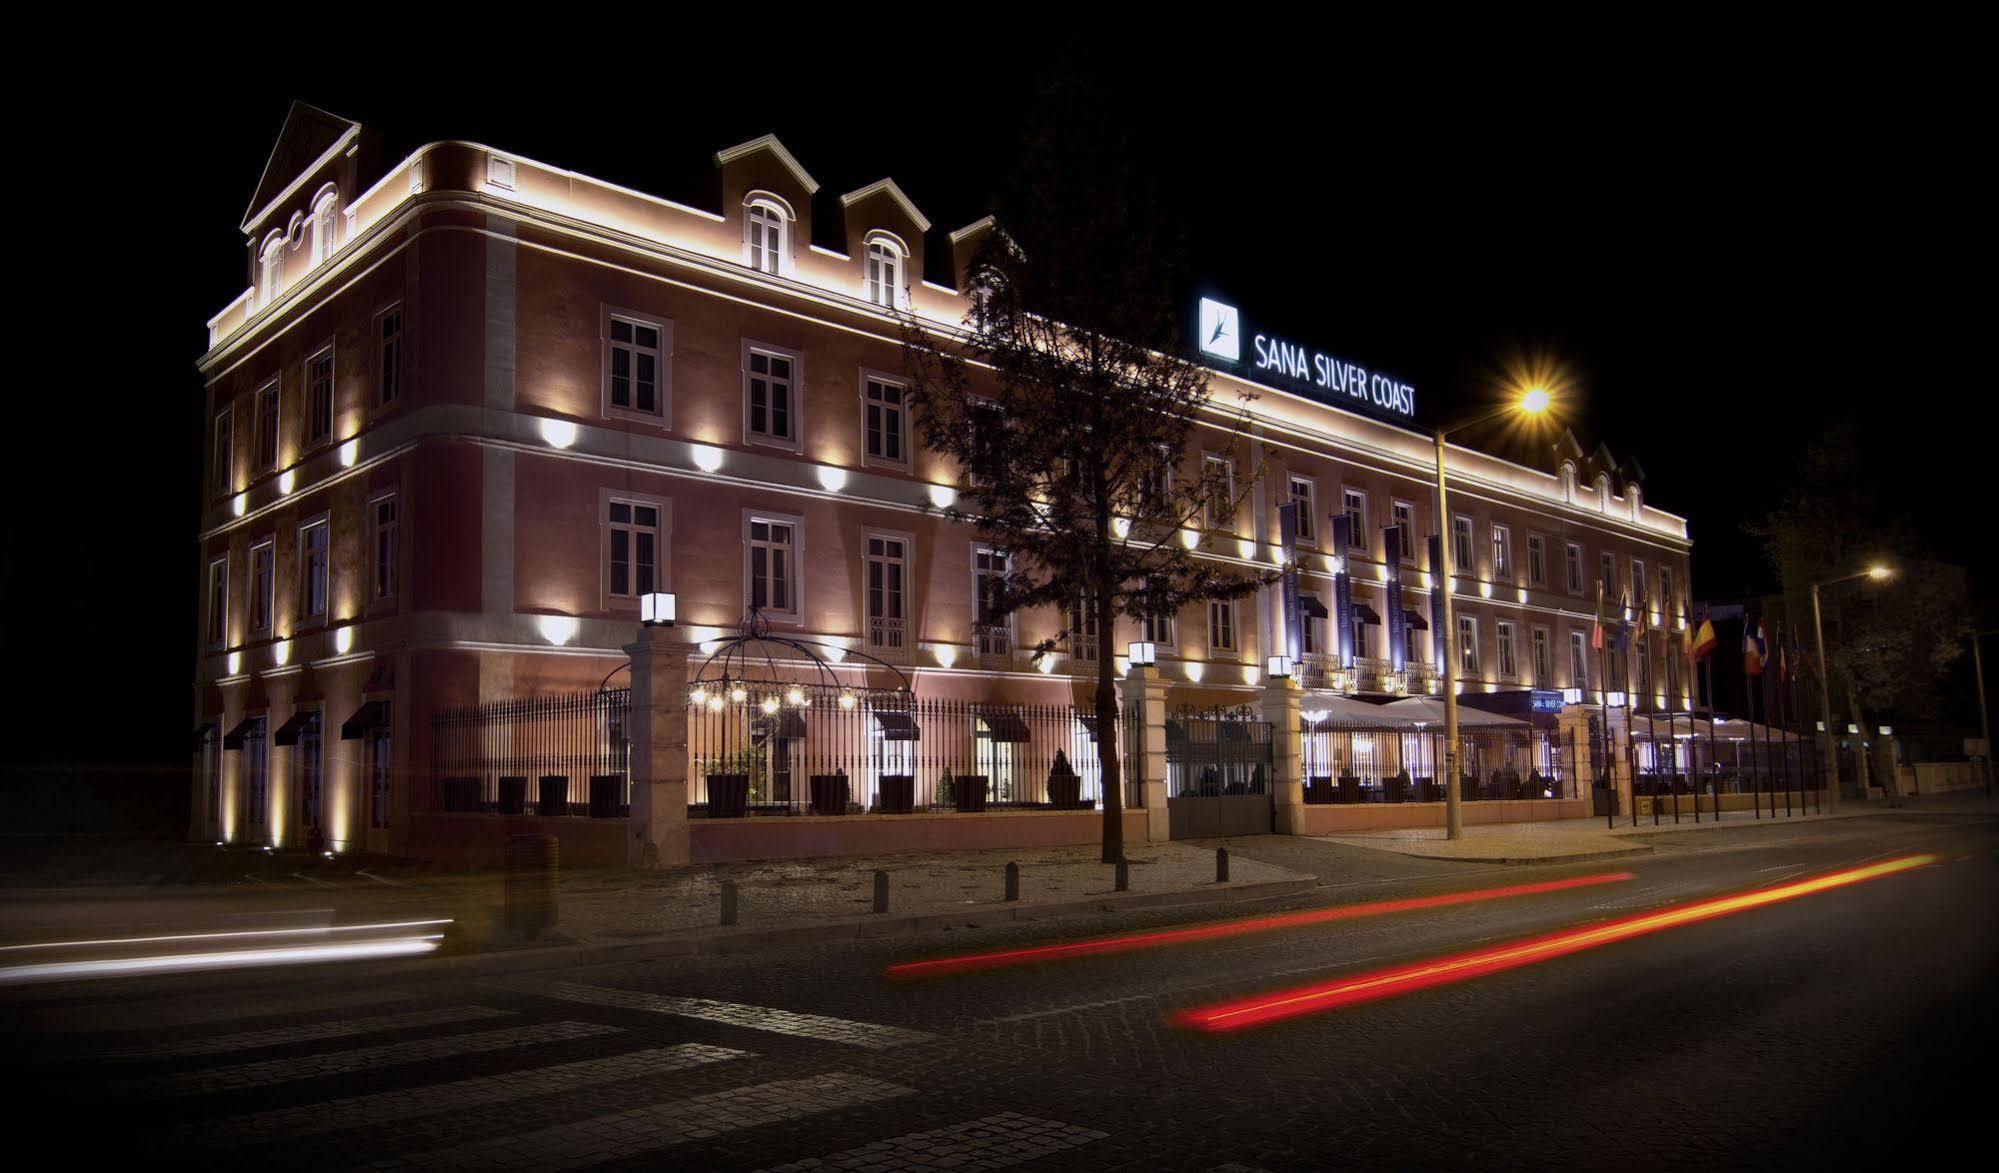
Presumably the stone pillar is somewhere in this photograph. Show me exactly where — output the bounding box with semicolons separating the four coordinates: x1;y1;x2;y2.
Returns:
1130;664;1173;842
1263;678;1306;835
625;625;691;869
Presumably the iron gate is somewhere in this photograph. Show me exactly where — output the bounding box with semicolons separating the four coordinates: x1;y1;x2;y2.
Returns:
1164;710;1275;838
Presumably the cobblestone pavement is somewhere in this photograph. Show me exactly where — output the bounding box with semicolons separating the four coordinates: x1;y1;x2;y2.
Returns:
3;812;1993;1170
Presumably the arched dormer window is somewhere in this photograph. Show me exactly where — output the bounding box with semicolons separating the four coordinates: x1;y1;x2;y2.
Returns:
259;231;287;307
743;194;792;276
1628;482;1643;522
1559;461;1577;504
310;184;340;266
863;231;908;310
1595;473;1611;513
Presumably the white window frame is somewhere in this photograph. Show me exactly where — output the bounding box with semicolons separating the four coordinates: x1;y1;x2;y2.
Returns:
603;491;670;608
1659;564;1676;618
1565;542;1584;595
1527;534;1547;588
1601;551;1617;599
1531;624;1552;686
1492;524;1513;583
1457;614;1479;676
249;537;276;637
297;515;330;627
743;194;792;276
1066;591;1100;662
1570;630;1590;688
1631;557;1648;610
864;531;913;653
862;231;908;310
212;405;234;497
310;185;339;266
972;544;1016;661
744;509;803;622
1342;488;1368;553
1202;454;1234;532
859;370;910;469
1208;597;1237;655
1392;500;1418;564
259;231;285;307
369;492;399;604
601;306;672;425
206;556;229;648
305;344;334;448
1287;476;1316;545
375;302;403;407
1451;514;1475;575
254;376;280;471
742;340;803;452
1496;620;1517;679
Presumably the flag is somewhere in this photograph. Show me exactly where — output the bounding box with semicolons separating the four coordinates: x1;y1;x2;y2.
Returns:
1744;618;1767;676
1615;589;1634;656
1591;581;1607;652
1691;610;1718;661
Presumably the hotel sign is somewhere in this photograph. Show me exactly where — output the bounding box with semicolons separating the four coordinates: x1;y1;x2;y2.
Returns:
1197;297;1416;420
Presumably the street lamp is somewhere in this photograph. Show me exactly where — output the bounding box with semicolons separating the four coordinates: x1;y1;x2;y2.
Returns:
1810;563;1892;809
1433;387;1551;839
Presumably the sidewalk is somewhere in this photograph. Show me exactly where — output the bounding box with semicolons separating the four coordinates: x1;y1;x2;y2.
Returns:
1316;793;1996;863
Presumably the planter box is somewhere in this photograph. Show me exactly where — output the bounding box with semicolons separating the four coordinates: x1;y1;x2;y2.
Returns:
954;774;990;813
808;774;850;816
537;775;570;817
1337;775;1362;805
1047;772;1082;809
440;776;481;813
705;774;750;819
1305;775;1335;805
588;775;625;819
1414;776;1438;803
876;774;915;814
1385;775;1410;804
497;775;528;816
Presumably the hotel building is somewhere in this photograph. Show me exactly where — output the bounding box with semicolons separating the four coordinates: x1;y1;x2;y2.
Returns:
193;103;1694;865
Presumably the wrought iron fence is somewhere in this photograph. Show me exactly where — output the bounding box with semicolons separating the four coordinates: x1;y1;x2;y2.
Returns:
686;682;1124;816
1165;707;1274;797
426;689;630;817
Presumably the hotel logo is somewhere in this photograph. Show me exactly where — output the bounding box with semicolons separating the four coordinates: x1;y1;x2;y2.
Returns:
1197;297;1240;362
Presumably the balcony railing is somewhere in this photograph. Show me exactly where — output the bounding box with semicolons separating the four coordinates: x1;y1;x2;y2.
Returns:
974;622;1012;668
866;615;908;664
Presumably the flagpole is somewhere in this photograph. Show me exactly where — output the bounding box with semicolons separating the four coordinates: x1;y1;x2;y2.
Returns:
1704;650;1720;821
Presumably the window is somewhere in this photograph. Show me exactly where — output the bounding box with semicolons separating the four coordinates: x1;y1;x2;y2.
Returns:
744;343;799;447
371;495;398;601
305;348;333;446
1457;615;1479;675
1140;448;1172;516
1452;515;1475;574
1301;592;1324;655
260;235;285;306
1351;612;1369;660
376;304;403;406
862;375;907;465
607;500;662;598
212;407;234;496
1343;489;1368;551
1496;620;1517;678
249;540;275;635
1392;501;1417;563
1600;552;1617;599
1203;456;1234;531
1636;639;1651;695
1570;631;1590;688
1659;565;1675;617
243;716;269;828
974;546;1013;655
747;515;798;618
206;557;229;647
745;198;788;275
1209;598;1236;654
968;404;1006;484
1288;478;1316;544
1527;535;1547;587
865;536;907;654
368;725;392;829
311;188;338;265
1532;626;1552;685
297;709;323;830
1565;542;1584;594
864;235;904;308
1631;558;1647;609
605;312;668;420
1066;593;1099;661
255;378;280;471
1492;525;1513;583
299;519;329;624
1142;610;1176;647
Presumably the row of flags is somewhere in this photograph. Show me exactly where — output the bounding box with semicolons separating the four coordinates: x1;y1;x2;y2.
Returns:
1588;585;1813;685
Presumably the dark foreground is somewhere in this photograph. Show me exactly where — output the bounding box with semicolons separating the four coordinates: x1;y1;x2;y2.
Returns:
3;812;1993;1171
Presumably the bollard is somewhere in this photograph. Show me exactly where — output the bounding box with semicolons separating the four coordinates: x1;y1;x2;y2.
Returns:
1004;861;1020;902
1114;858;1130;891
872;869;889;914
503;834;558;941
1216;846;1230;883
719;879;738;927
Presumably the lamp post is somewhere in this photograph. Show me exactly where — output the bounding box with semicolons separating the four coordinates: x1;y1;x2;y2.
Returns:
1809;564;1891;810
1434;387;1551;838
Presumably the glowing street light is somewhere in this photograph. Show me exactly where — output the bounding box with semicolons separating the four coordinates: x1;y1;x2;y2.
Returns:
1811;561;1895;809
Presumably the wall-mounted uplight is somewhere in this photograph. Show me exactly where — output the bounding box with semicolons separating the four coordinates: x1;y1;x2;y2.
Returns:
537;615;579;646
815;465;848;492
1185;662;1205;683
1241;664;1260;685
538;418;579;449
1266;655;1292;679
824;642;847;663
933;644;958;669
225;651;241;676
640;592;677;627
334;625;354;655
1036;655;1056;675
691;444;724;473
1478;581;1493;598
277;469;296;496
271;640;291;667
1846;723;1859;734
927;484;956;509
1180;528;1199;549
1127;641;1157;667
338;439;359;468
1879;725;1893;736
231;492;247;518
1112;517;1133;540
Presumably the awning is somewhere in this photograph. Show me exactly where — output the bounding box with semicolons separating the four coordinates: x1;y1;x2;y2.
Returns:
976;713;1032;743
1403;609;1429;631
1076;713;1109;741
193;720;218;751
873;711;921;742
273;710;320;747
1353;602;1383;624
1300;595;1329;619
340;699;391;741
223;716;259;750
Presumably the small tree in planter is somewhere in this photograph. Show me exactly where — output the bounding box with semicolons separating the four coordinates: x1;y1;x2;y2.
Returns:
700;746;763;819
935;767;955;809
1046;749;1082;809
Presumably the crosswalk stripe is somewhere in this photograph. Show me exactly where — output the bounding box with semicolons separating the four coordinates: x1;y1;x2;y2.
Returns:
358;1072;914;1172
110;1020;618;1100
117;1005;512;1058
156;1043;749;1151
511;981;937;1049
44;986;420;1034
757;1111;1109;1171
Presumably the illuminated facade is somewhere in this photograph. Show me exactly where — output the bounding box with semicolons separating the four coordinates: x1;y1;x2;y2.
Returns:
193;103;1693;859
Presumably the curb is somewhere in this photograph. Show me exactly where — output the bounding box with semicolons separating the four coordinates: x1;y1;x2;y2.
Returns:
1378;844;1655;865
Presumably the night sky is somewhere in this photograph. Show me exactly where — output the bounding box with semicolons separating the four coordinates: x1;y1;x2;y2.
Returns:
11;36;1982;765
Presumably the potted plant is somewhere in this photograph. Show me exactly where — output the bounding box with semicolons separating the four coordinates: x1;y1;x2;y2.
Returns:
1046;750;1082;808
703;747;760;818
935;767;955;809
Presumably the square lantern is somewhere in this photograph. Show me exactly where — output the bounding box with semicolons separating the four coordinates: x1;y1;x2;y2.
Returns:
640;592;677;627
1127;641;1157;667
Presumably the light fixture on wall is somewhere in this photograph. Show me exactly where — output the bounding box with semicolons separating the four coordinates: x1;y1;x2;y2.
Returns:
927;484;956;509
815;465;848;492
339;439;359;468
690;444;724;473
537;614;579;646
277;469;296;496
1127;641;1157;667
538;418;579;449
1266;655;1292;679
334;625;354;655
272;640;291;667
231;492;247;518
226;651;241;676
640;592;677;627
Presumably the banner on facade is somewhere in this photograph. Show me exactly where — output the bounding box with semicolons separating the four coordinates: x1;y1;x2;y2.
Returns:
1278;502;1302;664
1428;535;1447;673
1332;514;1354;669
1383;523;1406;673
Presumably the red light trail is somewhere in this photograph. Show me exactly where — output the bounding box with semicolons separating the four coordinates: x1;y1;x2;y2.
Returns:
1173;853;1938;1032
886;871;1634;979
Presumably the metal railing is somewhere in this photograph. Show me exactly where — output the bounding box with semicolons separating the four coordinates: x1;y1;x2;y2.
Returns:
974;622;1012;666
426;689;631;817
865;616;908;663
1165;708;1274;797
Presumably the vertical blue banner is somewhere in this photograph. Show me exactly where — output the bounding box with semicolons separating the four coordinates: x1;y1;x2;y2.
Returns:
1428;535;1447;675
1383;523;1406;673
1332;514;1354;670
1278;502;1302;663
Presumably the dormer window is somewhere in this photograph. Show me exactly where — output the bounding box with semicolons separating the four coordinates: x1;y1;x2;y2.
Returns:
310;186;339;266
863;232;907;309
1595;473;1611;512
744;196;791;276
1560;461;1577;504
259;232;286;307
1629;482;1643;521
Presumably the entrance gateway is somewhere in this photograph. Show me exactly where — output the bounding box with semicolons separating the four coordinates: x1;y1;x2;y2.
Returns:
1164;712;1276;838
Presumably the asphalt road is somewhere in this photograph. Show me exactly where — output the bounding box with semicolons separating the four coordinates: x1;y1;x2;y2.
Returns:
4;813;1993;1171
